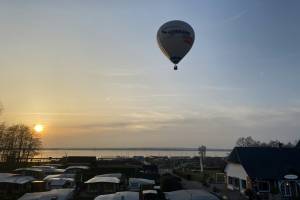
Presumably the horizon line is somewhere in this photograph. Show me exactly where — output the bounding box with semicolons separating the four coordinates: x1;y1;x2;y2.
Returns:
40;147;232;151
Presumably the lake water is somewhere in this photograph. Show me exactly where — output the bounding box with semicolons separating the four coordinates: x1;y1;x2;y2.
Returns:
37;149;230;158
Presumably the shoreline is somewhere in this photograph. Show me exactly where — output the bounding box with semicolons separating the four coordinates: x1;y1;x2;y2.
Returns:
40;147;232;152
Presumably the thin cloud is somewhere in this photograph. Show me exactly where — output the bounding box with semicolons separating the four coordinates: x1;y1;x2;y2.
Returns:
103;72;140;77
56;111;191;131
41;103;300;135
223;9;248;24
193;104;300;128
60;119;185;131
6;112;99;116
197;85;240;92
121;85;240;101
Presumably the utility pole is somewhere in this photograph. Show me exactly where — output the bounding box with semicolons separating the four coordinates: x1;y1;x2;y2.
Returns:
198;145;206;173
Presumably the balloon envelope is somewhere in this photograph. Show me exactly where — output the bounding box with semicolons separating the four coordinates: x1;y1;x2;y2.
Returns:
157;20;195;65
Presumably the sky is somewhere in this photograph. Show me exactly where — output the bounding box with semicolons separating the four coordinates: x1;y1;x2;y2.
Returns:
0;0;299;148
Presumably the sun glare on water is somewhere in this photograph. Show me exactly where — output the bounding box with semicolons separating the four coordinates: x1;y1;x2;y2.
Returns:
34;124;44;133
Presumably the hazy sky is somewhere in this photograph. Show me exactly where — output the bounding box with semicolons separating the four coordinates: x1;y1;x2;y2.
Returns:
0;0;299;148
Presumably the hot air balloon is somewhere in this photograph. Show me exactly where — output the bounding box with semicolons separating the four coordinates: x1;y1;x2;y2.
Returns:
157;20;195;70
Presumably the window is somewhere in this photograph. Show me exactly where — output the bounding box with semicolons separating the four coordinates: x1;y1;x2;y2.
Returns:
228;176;240;189
241;180;246;189
258;181;270;192
233;178;240;188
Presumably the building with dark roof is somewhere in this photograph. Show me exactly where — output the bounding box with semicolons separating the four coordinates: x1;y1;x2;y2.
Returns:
224;147;300;199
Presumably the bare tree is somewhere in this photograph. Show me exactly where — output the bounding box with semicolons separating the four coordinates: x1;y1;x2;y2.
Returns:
236;136;260;147
0;123;5;161
236;136;297;148
0;102;2;115
268;140;282;148
0;124;41;166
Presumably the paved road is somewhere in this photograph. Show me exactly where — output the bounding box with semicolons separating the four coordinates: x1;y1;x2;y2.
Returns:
179;176;247;200
181;179;204;190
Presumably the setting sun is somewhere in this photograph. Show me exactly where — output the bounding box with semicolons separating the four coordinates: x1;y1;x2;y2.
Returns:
34;124;44;133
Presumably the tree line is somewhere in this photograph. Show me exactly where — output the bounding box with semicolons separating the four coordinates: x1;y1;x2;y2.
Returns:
236;136;299;148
